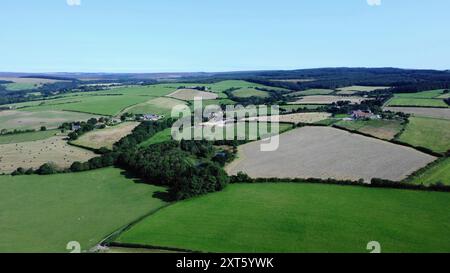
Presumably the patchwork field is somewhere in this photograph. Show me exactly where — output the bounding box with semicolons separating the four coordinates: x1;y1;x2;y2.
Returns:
116;183;450;253
289;95;368;105
72;122;140;150
0;110;101;131
243;112;331;124
231;88;270;98
0;130;59;145
226;127;435;182
0;77;68;91
0;168;168;252
167;89;218;101
384;107;450;120
335;119;404;140
0;136;96;173
398;117;450;153
336;86;389;95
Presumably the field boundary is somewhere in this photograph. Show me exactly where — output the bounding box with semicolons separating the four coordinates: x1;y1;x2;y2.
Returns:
106;242;198;253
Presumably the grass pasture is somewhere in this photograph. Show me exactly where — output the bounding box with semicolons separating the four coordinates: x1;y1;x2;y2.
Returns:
0;168;168;252
125;97;187;116
0;110;101;131
116;183;450;253
0;129;59;145
335;119;404;140
408;157;450;186
227;126;435;182
139;128;173;148
386;90;449;108
72;122;140;150
0;136;96;174
231;88;270;98
398;117;450;153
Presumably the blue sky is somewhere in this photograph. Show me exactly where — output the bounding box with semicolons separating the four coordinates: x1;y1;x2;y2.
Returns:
0;0;449;72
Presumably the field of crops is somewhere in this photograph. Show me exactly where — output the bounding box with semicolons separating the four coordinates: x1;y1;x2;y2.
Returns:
335;119;404;140
384;107;450;120
0;110;101;131
288;89;334;96
398;117;450;153
227;127;435;182
336;86;389;95
0;168;167;252
167;89;218;101
243;112;331;124
0;136;96;174
116;183;450;253
72;122;139;150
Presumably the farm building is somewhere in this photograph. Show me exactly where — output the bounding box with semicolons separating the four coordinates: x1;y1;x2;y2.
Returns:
141;114;163;121
351;110;380;120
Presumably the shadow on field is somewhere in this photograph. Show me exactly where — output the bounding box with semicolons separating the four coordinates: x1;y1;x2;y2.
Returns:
120;170;172;202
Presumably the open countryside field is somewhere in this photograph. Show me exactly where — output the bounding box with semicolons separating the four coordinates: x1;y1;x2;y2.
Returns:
72;122;140;150
231;88;270;98
243;112;331;124
280;104;327;112
139;128;173;148
408;157;450;186
289;95;368;105
0;136;96;174
116;183;450;253
0;77;68;91
336;85;389;95
287;89;334;96
226;127;435;182
0;130;59;145
398;117;450;153
386;90;449;108
384;107;450;120
335;119;404;140
0;168;168;252
0;110;101;131
167;89;218;101
125;97;187;116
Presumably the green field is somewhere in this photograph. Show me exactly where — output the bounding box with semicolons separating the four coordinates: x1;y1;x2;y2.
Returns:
280;104;326;112
139;128;173;147
116;183;450;253
3;82;38;91
386;90;449;108
0;168;167;253
335;119;404;140
398;117;450;153
231;88;270;98
0;130;59;144
408;158;450;185
125;97;187;116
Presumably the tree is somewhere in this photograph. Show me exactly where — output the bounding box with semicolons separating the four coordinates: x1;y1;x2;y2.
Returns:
40;126;47;131
36;163;58;175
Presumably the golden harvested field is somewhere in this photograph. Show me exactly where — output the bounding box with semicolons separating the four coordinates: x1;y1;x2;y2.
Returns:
336;86;389;95
243;112;331;124
384;107;450;120
226;127;435;182
289;95;369;105
0;136;96;174
167;89;218;101
72;122;140;149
